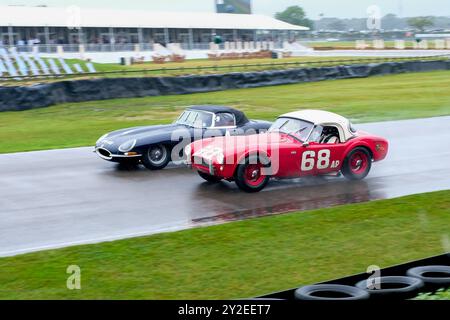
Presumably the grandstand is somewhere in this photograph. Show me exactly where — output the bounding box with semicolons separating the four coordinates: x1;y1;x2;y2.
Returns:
0;47;96;79
0;5;308;55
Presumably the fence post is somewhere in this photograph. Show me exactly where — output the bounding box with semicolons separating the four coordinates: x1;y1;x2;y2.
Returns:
57;45;64;58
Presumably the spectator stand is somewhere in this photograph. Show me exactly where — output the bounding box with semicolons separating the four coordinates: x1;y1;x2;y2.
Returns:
207;41;278;61
0;46;97;81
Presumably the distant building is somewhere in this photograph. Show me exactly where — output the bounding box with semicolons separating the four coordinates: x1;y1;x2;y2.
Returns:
216;0;252;14
0;5;308;52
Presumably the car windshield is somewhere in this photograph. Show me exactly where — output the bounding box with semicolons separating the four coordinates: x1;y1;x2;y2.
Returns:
269;117;314;142
175;110;214;128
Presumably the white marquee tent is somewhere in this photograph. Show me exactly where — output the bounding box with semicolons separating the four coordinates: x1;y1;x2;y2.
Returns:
0;6;308;31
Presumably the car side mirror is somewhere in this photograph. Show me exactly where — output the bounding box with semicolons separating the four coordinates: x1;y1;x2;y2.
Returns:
302;142;310;147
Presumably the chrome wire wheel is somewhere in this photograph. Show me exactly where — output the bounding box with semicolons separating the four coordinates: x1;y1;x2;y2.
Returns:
142;144;170;170
148;145;167;166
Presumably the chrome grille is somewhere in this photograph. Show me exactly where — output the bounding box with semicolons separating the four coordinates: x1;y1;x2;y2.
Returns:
96;148;112;160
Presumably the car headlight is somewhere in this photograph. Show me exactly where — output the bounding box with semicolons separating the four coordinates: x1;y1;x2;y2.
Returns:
184;144;192;158
96;133;109;144
118;139;137;153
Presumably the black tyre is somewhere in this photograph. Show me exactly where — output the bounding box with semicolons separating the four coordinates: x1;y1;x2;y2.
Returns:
342;147;372;180
355;276;424;299
406;265;450;289
197;170;222;183
117;158;141;170
234;155;270;193
142;144;170;170
118;158;140;166
294;284;370;301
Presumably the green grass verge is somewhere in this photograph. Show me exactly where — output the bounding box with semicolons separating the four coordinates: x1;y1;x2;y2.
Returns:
1;70;450;154
307;40;421;49
61;56;395;74
91;56;362;72
1;56;386;85
416;288;450;300
0;190;449;300
4;56;445;85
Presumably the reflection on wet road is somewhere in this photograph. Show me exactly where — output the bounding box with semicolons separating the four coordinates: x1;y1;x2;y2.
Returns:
1;116;449;256
190;178;374;223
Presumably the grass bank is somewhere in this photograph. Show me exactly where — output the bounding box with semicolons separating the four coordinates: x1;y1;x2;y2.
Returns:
0;70;449;153
2;55;445;85
0;190;448;299
417;288;450;300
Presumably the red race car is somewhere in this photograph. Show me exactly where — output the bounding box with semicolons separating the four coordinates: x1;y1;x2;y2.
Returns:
186;110;389;192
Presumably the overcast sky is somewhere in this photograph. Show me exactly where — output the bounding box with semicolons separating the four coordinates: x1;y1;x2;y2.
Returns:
0;0;448;19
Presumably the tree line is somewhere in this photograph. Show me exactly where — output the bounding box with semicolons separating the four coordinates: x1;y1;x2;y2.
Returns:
275;6;449;32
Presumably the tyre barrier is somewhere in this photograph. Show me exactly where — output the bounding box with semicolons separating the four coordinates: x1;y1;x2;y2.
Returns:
256;253;450;300
294;284;369;301
406;265;450;290
1;59;450;112
355;276;424;300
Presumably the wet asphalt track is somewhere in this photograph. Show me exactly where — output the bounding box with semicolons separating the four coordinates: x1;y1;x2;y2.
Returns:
1;116;450;256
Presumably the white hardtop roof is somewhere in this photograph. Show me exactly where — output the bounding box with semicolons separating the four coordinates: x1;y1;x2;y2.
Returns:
281;109;351;127
0;6;309;31
280;110;354;141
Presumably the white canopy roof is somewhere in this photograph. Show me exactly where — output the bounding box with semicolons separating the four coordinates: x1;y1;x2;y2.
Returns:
0;6;309;31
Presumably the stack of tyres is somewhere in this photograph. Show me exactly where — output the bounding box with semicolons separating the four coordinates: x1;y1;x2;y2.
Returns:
294;265;449;301
406;265;450;292
257;253;450;300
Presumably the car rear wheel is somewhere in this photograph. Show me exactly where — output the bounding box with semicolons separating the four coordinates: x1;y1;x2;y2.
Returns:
342;147;372;180
235;155;270;193
142;144;170;170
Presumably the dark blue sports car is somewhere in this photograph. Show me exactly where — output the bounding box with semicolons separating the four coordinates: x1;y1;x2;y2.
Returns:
94;105;272;170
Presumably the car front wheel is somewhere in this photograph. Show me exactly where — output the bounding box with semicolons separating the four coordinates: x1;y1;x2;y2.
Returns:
342;147;372;180
235;155;270;193
142;144;170;170
117;158;141;167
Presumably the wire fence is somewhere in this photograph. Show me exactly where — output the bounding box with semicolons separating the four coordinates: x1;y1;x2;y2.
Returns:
1;54;449;83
